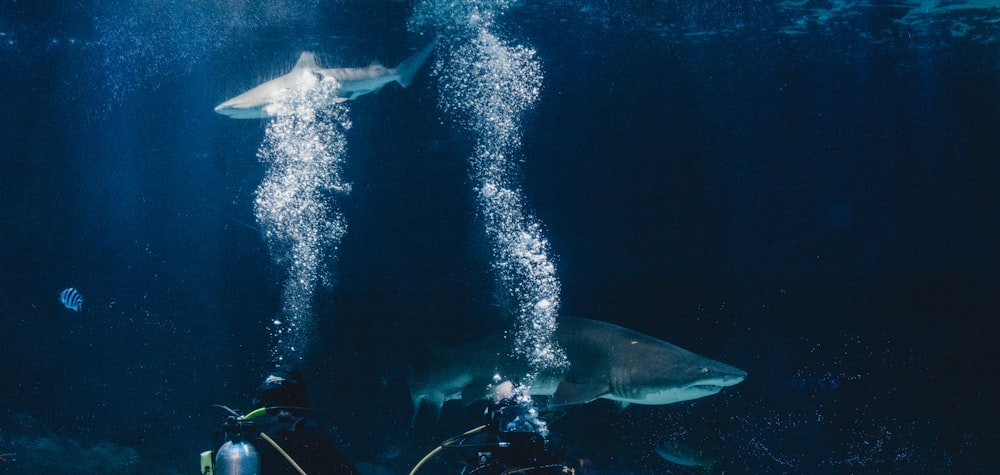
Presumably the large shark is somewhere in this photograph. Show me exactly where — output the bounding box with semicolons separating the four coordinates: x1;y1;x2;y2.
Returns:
215;37;438;119
409;317;747;422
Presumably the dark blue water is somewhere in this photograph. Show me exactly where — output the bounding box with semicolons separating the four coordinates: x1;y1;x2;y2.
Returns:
2;1;998;473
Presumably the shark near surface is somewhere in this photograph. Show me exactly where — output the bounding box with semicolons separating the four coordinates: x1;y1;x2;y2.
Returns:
409;317;747;422
214;37;438;119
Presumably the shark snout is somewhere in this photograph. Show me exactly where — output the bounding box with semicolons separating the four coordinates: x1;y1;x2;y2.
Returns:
729;369;748;384
717;368;747;387
696;364;747;388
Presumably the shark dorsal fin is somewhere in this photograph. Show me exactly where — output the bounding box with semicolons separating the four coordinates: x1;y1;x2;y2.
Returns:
293;52;318;70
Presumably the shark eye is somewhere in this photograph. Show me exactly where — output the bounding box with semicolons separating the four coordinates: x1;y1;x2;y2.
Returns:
699;367;709;374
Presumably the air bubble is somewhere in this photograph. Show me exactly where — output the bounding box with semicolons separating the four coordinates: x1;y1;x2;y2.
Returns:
411;0;567;375
255;77;352;363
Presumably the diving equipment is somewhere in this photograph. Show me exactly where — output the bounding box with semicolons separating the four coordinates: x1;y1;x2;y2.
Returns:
215;438;261;475
410;383;570;475
214;413;261;475
206;404;322;475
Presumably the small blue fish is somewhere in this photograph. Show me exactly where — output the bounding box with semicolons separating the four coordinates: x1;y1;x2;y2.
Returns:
59;288;83;311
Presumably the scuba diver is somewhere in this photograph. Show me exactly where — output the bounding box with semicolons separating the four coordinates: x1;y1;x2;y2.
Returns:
410;381;573;475
207;365;359;475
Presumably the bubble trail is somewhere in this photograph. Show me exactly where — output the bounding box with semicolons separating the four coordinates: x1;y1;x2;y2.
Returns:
410;0;568;374
254;74;352;363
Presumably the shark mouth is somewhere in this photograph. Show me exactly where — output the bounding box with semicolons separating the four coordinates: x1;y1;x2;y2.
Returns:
689;384;724;392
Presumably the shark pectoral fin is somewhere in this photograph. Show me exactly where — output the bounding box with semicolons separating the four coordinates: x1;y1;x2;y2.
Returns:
411;401;441;427
410;393;444;427
408;365;443;427
551;380;608;406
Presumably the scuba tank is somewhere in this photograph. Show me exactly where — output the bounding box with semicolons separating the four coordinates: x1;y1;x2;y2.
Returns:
213;414;261;475
215;438;260;475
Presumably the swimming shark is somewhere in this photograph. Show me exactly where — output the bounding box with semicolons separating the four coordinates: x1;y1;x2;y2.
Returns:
655;442;718;471
214;37;438;119
409;317;747;423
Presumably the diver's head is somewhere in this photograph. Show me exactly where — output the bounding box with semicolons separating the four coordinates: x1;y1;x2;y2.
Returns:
254;365;310;408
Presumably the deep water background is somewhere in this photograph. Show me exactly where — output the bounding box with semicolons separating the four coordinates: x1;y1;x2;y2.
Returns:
1;1;998;473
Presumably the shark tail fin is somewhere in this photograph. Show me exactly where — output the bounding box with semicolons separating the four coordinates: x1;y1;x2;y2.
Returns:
395;36;439;88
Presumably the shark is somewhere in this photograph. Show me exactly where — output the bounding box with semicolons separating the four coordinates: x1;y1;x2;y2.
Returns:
655;442;718;471
409;317;747;422
214;37;438;119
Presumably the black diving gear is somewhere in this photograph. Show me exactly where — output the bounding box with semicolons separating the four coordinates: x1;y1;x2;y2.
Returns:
410;384;571;475
209;366;359;475
462;397;566;475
